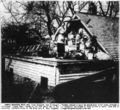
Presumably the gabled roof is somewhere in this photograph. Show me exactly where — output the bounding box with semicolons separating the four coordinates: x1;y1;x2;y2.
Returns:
77;13;119;61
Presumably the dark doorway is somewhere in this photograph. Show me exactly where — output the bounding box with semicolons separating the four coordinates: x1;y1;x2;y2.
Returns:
41;77;48;89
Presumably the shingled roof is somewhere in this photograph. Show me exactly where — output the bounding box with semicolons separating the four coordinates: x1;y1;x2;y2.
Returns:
77;13;119;61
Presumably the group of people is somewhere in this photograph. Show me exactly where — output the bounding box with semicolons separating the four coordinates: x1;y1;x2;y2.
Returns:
54;26;97;59
52;25;110;60
67;28;98;60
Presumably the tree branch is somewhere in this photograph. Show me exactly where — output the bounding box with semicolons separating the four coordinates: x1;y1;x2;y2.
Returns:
99;1;106;16
1;0;21;25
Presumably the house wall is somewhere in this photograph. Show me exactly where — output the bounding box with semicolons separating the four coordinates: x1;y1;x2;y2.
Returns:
5;57;58;87
77;13;119;60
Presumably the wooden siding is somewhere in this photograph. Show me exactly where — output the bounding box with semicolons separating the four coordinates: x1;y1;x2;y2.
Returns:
58;60;115;75
4;56;115;87
5;57;57;86
59;71;97;84
59;67;114;84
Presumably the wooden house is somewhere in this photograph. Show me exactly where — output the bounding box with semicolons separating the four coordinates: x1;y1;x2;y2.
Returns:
4;14;117;87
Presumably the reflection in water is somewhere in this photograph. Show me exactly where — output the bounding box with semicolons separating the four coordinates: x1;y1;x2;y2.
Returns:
2;67;118;103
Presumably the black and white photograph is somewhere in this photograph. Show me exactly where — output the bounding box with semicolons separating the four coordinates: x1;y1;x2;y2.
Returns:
0;0;119;106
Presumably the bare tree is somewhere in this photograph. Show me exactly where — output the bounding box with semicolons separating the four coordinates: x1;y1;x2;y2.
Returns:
98;1;119;17
1;0;21;24
21;1;80;36
2;0;97;47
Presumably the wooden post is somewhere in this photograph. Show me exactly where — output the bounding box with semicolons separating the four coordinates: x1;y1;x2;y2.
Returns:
55;67;60;85
2;57;5;80
9;68;14;84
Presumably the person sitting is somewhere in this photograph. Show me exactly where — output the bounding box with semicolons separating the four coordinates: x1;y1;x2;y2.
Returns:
74;51;86;60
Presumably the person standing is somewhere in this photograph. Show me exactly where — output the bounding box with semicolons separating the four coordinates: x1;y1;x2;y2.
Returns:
56;29;65;58
76;28;83;51
90;35;98;58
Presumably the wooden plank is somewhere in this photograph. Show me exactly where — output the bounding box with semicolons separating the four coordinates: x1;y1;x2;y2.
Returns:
59;67;114;84
59;72;96;77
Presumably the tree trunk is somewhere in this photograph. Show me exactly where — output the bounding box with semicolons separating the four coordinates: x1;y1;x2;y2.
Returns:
109;2;113;17
46;13;52;36
47;21;52;36
106;2;110;16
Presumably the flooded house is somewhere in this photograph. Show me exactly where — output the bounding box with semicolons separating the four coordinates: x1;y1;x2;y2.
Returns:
3;14;118;88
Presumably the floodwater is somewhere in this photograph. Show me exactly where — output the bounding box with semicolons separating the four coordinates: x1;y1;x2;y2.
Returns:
2;67;119;103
